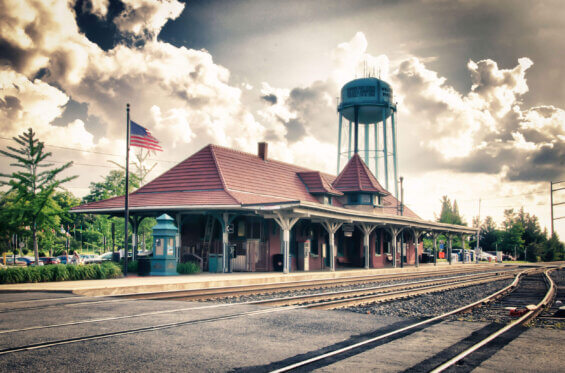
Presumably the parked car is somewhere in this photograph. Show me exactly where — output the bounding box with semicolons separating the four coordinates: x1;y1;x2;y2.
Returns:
99;252;116;261
39;257;61;265
57;255;72;264
1;257;28;266
478;252;496;261
20;257;44;266
80;254;102;264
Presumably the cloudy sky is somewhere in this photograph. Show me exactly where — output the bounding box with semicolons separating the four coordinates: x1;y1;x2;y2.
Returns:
1;0;564;239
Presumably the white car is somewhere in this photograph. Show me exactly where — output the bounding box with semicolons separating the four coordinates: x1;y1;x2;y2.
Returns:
478;252;496;261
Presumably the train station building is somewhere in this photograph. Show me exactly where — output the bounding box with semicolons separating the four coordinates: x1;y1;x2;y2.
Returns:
72;142;476;274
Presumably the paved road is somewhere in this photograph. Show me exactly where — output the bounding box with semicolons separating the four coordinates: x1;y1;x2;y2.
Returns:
0;291;562;372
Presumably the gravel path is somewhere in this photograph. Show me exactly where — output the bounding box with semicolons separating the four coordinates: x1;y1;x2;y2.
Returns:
343;279;513;319
212;269;511;304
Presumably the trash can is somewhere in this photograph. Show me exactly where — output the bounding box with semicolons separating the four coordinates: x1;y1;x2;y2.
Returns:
209;254;223;273
273;254;284;272
137;257;151;276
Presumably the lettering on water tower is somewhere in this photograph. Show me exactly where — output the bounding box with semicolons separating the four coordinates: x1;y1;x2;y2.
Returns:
347;86;376;98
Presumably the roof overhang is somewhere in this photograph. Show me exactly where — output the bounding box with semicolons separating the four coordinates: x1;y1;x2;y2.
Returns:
245;201;477;235
72;200;476;235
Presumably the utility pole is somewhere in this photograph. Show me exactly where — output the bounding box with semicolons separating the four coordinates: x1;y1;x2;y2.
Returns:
550;181;565;237
476;198;481;263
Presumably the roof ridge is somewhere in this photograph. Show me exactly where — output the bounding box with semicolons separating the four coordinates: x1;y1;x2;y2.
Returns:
134;144;212;194
355;155;363;191
210;143;330;175
209;145;239;203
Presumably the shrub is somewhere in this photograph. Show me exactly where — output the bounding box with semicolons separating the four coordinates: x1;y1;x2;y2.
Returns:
0;262;123;284
177;261;200;274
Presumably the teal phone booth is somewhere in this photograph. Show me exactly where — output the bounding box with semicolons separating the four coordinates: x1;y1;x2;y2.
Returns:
149;214;178;276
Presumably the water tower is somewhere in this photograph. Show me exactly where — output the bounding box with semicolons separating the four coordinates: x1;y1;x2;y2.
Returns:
336;77;399;197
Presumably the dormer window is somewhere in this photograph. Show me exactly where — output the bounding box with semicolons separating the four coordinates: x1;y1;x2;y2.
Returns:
347;193;381;206
320;195;333;205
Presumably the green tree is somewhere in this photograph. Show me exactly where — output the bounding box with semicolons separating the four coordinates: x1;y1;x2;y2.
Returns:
0;128;76;264
82;170;140;204
437;196;466;226
478;216;502;252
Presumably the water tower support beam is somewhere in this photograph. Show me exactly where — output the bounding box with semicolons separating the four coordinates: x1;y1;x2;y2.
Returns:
354;105;359;154
374;122;379;179
364;124;370;165
337;113;343;174
382;109;389;190
391;111;399;198
348;120;352;160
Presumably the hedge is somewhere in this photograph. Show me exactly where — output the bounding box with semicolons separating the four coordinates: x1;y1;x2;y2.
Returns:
177;261;200;274
0;262;123;284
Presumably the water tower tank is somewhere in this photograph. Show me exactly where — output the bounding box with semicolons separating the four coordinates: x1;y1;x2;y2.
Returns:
336;77;399;196
338;78;393;124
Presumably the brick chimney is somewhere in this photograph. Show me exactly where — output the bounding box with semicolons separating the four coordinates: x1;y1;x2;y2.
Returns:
258;142;268;160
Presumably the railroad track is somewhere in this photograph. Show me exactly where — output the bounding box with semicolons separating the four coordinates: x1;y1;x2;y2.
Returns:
0;267;516;314
260;267;557;373
0;268;526;356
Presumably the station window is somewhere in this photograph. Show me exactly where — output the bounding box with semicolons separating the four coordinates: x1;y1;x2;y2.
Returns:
237;220;246;237
374;234;381;256
373;195;381;206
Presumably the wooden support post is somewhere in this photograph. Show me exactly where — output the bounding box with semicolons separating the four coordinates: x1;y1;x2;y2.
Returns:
387;226;403;268
274;212;299;274
358;223;377;269
431;232;439;266
412;228;422;268
322;221;343;272
447;234;453;265
460;234;466;263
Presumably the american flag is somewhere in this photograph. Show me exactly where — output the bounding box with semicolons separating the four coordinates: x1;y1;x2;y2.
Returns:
130;121;163;151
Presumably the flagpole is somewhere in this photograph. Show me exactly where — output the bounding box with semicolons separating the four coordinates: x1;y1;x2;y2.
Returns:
124;103;130;277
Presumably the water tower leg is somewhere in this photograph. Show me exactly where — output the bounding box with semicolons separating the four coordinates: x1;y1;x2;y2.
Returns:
382;111;389;191
337;114;343;174
391;111;399;198
348;120;352;160
374;122;379;179
354;106;359;154
364;124;370;165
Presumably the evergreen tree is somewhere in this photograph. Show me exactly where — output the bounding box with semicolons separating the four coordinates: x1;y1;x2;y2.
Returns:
0;128;76;264
437;196;466;226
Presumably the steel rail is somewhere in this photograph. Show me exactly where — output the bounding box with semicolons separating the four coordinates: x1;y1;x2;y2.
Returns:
269;270;526;373
0;268;513;314
0;271;514;335
430;269;556;373
0;270;534;357
124;267;509;300
255;272;514;308
0;305;301;356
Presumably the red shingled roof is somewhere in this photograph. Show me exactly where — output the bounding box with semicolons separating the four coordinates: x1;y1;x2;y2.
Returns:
73;144;417;218
332;153;389;195
297;171;343;196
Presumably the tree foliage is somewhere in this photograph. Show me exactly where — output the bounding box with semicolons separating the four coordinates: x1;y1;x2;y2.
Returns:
437;196;467;226
0;128;76;263
472;207;564;262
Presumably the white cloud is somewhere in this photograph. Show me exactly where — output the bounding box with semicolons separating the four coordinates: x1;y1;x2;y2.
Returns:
114;0;185;39
82;0;110;19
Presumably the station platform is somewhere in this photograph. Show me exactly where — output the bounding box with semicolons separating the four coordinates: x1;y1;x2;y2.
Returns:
0;262;502;297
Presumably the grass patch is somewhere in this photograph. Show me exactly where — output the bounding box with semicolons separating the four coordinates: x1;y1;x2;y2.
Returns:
177;261;200;274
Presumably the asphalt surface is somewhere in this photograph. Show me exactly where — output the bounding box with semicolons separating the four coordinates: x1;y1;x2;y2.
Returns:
0;282;563;372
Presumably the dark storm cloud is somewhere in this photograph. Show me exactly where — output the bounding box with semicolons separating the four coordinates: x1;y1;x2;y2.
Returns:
0;40;28;72
277;116;306;143
284;81;337;143
260;94;277;105
0;95;22;119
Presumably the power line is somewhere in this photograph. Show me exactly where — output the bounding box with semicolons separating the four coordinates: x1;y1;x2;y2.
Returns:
0;136;177;163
